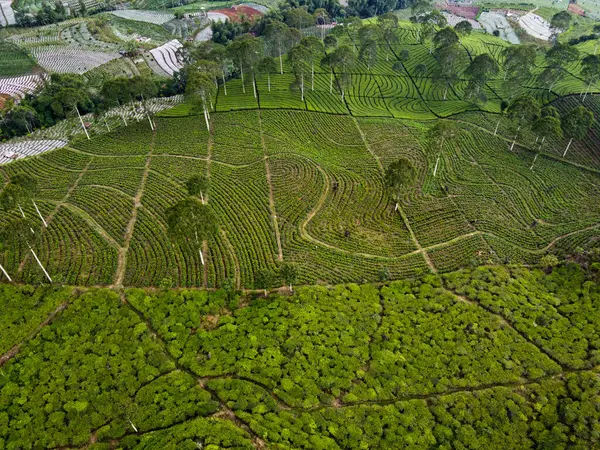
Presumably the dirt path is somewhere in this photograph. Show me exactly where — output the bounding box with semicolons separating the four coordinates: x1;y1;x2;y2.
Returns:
257;110;284;262
18;158;93;273
114;131;155;288
352;116;437;273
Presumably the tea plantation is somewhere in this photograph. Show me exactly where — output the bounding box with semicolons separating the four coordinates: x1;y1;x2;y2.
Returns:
0;264;598;448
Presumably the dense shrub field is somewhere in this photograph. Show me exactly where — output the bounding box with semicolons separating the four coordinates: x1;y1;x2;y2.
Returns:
1;265;598;448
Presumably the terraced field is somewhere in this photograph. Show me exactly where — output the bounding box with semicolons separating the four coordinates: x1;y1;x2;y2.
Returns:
1;97;598;288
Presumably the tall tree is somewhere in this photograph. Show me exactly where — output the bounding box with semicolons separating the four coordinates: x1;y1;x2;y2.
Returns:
264;21;291;75
530;116;562;169
464;54;498;104
454;20;472;38
550;11;571;33
433;27;459;51
561;106;595;157
227;34;262;97
427;121;460;177
384;158;417;210
539;43;579;92
506;95;541;151
166;198;218;267
433;43;465;100
259;57;277;92
501;45;536;85
185;174;209;204
288;42;310;101
279;262;298;291
329;45;356;102
378;12;399;60
300;36;324;91
581;54;600;102
359;39;378;70
186;63;218;130
254;268;275;296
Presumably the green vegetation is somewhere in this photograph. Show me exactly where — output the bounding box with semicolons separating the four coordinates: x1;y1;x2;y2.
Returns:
0;42;37;77
0;265;598;448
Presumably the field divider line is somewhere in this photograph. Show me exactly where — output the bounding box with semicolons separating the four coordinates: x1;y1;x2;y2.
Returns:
118;290;266;448
17;157;93;274
352;116;437;273
0;299;71;368
202;116;215;288
257;110;284;262
440;283;568;370
451;118;600;175
114;130;156;288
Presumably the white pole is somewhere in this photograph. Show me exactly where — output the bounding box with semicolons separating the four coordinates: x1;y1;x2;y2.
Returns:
203;108;210;131
18;204;26;218
128;420;138;433
33;201;47;227
563;138;573;157
222;73;227;95
199;248;205;265
433;156;440;177
0;263;12;282
29;245;52;283
530;154;538;170
75;106;90;140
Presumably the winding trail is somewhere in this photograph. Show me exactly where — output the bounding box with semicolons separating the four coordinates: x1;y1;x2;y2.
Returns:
257;110;284;262
352;116;437;273
114;130;156;287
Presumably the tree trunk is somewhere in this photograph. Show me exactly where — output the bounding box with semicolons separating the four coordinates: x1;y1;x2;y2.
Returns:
433;155;440;177
583;82;591;102
510;126;520;151
104;118;110;132
394;202;398;211
0;263;11;282
75;106;90;140
341;87;344;102
494;119;500;136
329;71;333;94
33;201;47;227
203;107;210;131
301;72;304;101
147;112;154;131
199;247;205;266
200;192;204;204
18;203;26;219
311;63;314;91
240;64;245;94
289;283;293;292
222;72;227;95
530;153;538;170
29;244;52;283
443;86;447;100
563;137;573;157
279;50;283;74
268;74;271;92
252;74;257;99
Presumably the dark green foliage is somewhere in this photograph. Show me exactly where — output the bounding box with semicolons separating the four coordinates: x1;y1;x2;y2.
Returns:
0;266;599;448
0;284;73;354
0;289;177;448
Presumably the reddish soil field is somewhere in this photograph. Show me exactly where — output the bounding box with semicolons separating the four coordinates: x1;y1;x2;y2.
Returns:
437;3;480;20
213;5;263;22
568;3;585;16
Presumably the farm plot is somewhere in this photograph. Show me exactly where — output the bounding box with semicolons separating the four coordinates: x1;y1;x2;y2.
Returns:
30;45;121;74
149;39;183;76
0;139;66;165
110;9;175;25
0;42;37;78
1;104;599;286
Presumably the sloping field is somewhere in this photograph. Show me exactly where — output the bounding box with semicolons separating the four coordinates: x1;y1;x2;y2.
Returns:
1;106;598;288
